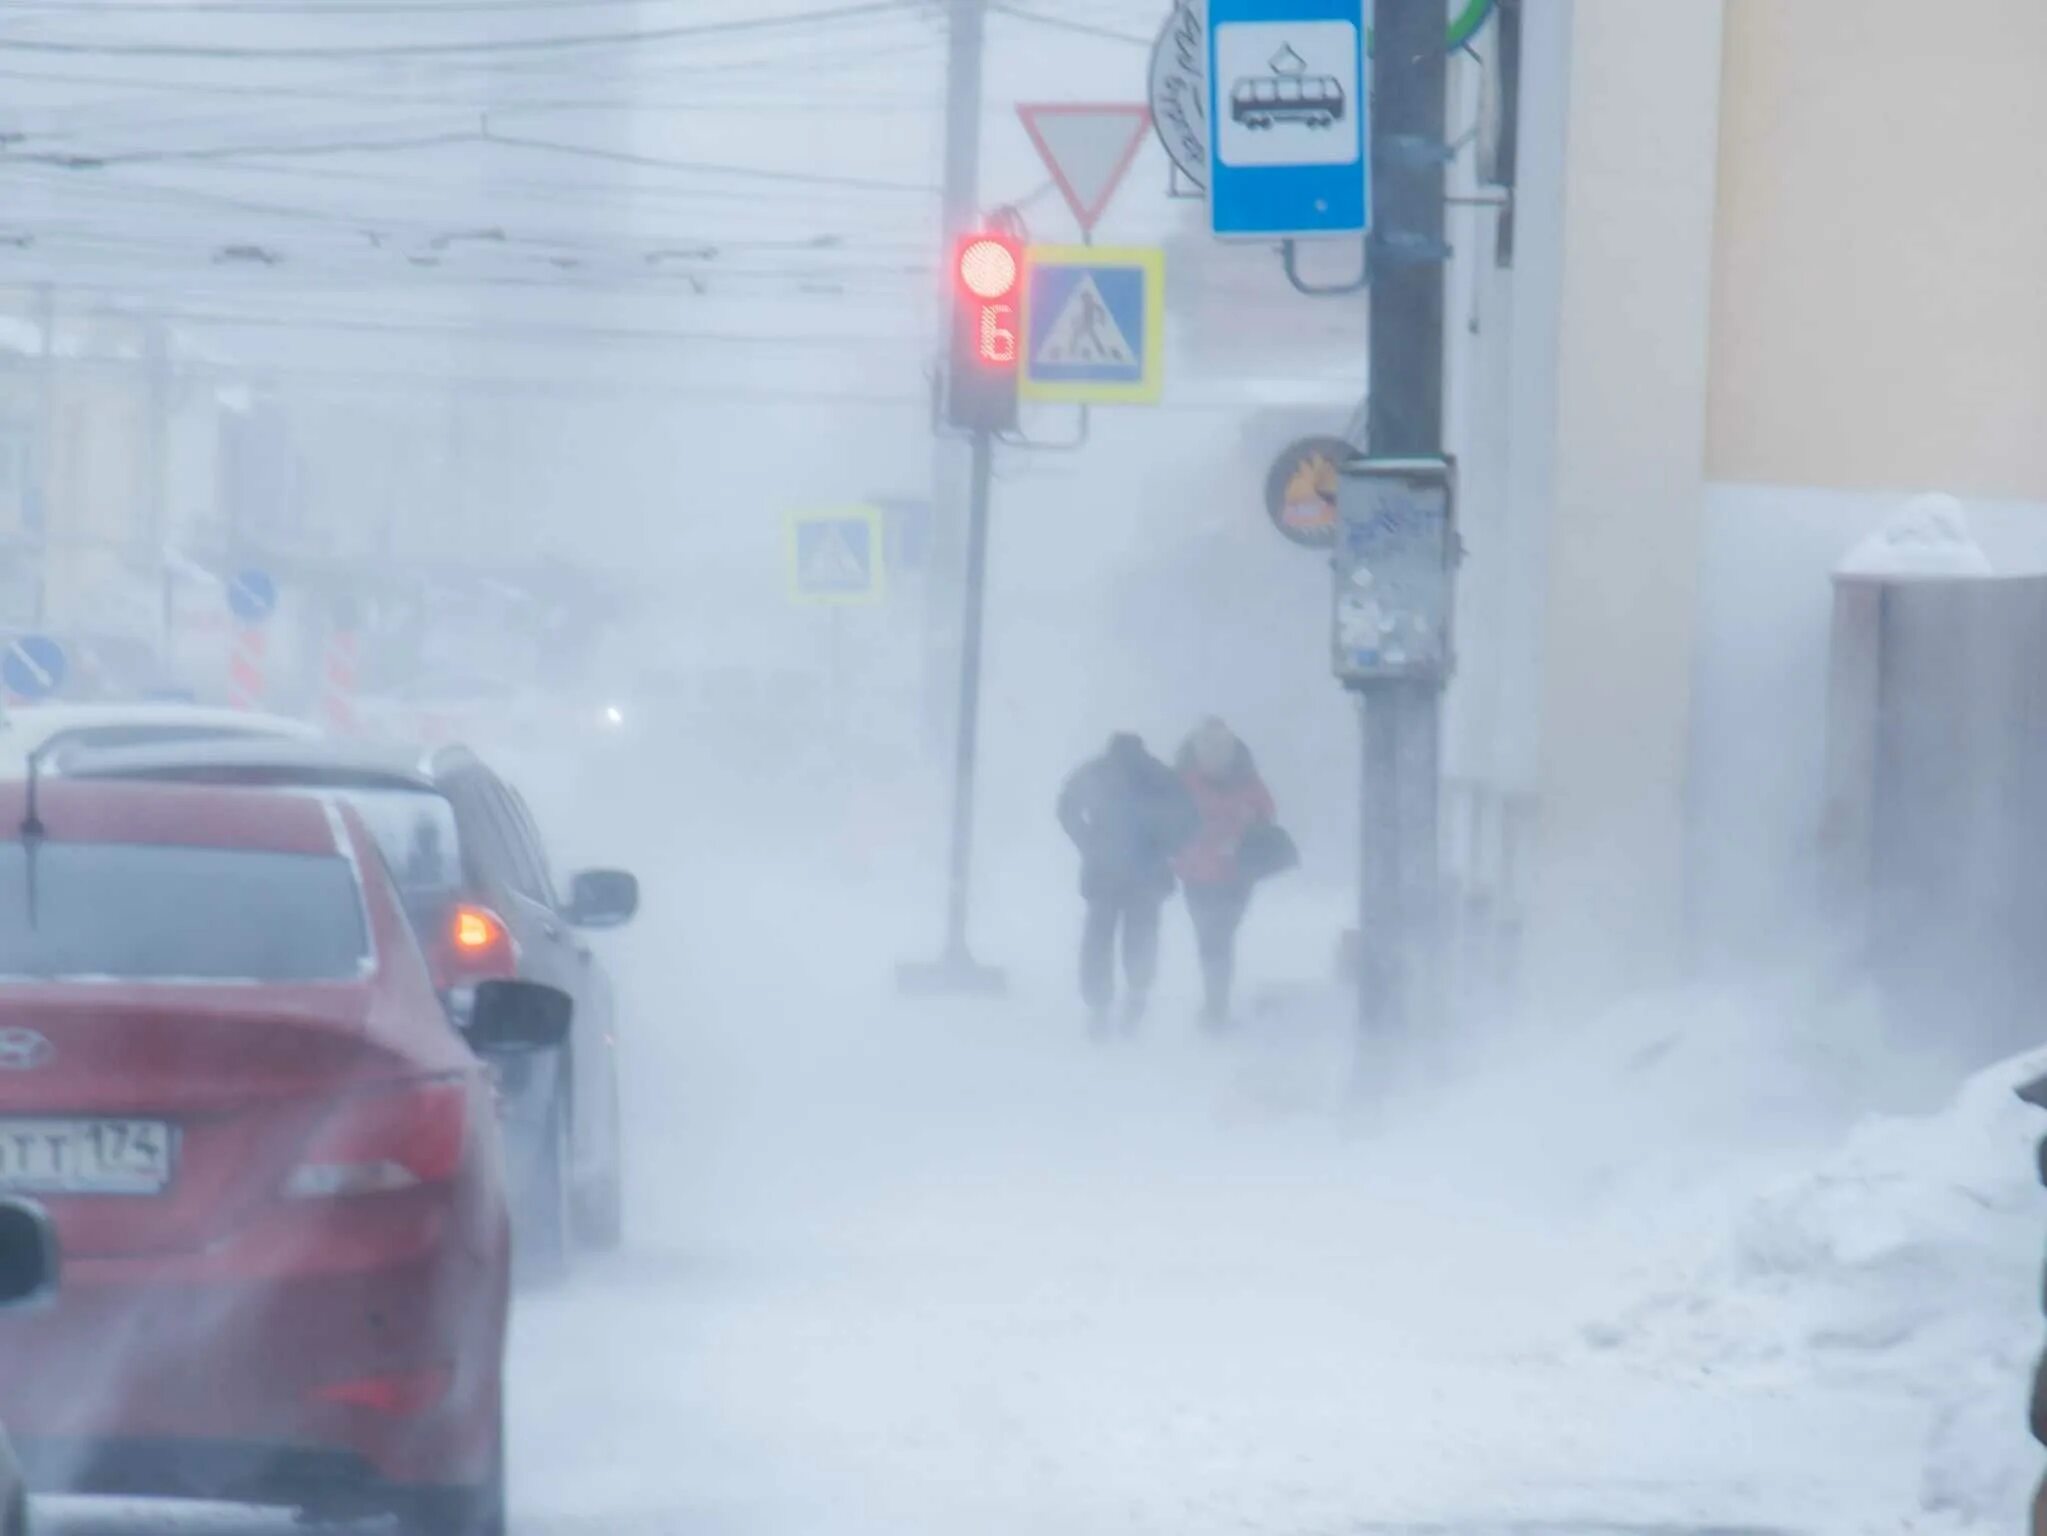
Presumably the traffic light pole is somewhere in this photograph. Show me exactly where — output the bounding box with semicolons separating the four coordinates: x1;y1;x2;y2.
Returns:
901;0;1006;995
1356;1;1448;1059
922;0;986;754
940;427;997;972
904;421;1005;997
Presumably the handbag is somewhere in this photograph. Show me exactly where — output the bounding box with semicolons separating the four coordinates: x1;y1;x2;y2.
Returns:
1237;822;1300;883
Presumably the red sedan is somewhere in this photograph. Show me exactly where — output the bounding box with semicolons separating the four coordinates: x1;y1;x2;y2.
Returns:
0;777;567;1534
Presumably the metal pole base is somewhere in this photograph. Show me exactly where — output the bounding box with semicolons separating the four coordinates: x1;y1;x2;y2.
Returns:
895;949;1009;997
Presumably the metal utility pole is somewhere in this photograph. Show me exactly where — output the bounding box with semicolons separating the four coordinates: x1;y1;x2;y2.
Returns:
939;0;986;268
144;319;172;654
901;0;1006;994
936;425;997;979
922;0;987;753
1356;1;1449;1050
32;284;54;627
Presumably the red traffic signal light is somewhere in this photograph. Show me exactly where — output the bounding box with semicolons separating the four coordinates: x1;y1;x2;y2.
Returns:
947;232;1023;430
956;236;1020;303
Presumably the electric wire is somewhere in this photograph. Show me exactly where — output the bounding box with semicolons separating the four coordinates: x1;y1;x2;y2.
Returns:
0;2;931;60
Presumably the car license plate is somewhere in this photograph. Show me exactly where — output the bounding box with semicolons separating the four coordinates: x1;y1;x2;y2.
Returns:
0;1119;174;1195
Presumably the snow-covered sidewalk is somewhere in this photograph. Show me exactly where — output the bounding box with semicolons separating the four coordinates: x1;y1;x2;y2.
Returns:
502;846;2030;1535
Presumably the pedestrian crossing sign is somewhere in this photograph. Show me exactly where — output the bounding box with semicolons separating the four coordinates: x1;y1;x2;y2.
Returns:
1020;245;1164;405
787;505;886;605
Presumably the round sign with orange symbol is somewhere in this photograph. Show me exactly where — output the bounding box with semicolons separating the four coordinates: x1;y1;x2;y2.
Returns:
1263;435;1353;548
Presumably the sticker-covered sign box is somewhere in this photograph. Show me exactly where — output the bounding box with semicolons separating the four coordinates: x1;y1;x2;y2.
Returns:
1332;456;1457;686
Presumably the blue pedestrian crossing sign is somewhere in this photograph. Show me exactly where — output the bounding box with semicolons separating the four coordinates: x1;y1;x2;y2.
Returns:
787;506;886;606
1020;245;1164;405
2;635;66;701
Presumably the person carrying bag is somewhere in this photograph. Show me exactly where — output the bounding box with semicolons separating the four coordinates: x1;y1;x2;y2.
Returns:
1174;718;1295;1029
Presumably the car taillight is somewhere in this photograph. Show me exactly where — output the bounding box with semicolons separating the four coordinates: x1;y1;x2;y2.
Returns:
285;1077;467;1200
442;902;517;981
312;1364;453;1418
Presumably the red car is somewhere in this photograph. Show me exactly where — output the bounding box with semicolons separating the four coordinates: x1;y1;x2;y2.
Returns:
0;776;567;1534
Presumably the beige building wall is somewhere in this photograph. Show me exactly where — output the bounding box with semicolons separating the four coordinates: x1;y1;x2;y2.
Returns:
1708;0;2047;498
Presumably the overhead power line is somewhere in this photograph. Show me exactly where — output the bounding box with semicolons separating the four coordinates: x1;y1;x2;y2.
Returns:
0;54;941;152
481;132;936;194
7;128;939;194
68;301;930;352
0;25;944;141
0;240;933;304
986;4;1148;45
0;35;944;152
0;1;924;59
15;129;475;168
8;0;724;13
4;166;937;266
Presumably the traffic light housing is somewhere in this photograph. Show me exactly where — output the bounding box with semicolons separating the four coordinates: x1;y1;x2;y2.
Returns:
946;232;1022;432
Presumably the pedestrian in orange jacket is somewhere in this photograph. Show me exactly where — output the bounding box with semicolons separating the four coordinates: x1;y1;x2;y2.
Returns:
1174;718;1276;1028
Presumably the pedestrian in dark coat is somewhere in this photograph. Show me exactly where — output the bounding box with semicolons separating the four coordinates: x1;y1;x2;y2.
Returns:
1175;718;1277;1028
1057;733;1197;1033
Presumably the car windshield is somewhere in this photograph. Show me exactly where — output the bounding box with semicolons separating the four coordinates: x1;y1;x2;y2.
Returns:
0;844;367;981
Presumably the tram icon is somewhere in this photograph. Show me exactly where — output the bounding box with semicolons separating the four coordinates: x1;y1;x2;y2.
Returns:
1229;43;1346;131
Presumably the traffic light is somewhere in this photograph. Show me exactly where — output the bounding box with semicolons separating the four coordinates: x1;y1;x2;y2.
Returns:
946;232;1022;432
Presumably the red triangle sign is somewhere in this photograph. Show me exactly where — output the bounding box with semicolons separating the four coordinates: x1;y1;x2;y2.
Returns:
1016;103;1152;235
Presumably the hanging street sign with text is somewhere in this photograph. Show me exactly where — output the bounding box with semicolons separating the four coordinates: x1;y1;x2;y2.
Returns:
1016;104;1153;236
1149;0;1209;191
1019;246;1165;405
1206;0;1369;239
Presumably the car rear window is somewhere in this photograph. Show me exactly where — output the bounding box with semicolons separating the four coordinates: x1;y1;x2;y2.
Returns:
0;843;369;981
327;788;464;935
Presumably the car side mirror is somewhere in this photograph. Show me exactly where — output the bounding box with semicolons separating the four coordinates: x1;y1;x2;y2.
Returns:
567;869;639;929
465;980;572;1055
0;1199;57;1307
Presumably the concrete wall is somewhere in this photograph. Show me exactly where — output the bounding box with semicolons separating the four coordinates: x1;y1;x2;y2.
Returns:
1520;0;1727;1003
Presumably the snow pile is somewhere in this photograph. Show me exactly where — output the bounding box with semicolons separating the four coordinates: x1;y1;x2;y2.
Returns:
1837;491;1995;579
1591;1042;2047;1531
1390;970;1914;1224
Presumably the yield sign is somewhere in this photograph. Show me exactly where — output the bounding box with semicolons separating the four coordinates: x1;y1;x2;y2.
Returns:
1016;103;1152;235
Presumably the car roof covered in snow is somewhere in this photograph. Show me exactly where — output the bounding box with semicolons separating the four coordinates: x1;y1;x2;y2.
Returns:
0;777;348;855
53;735;471;796
0;703;320;777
